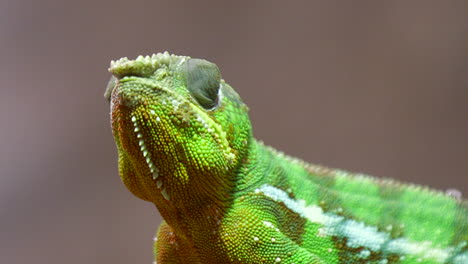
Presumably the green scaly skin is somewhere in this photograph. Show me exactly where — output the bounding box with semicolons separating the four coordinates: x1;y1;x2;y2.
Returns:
106;52;467;264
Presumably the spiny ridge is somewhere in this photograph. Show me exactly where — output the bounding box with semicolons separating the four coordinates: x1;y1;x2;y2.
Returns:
108;51;189;78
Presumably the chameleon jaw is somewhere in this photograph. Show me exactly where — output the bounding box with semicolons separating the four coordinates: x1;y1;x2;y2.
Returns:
129;114;169;201
109;78;176;202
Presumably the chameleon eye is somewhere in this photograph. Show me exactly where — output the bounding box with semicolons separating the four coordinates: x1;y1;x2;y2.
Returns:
183;58;221;109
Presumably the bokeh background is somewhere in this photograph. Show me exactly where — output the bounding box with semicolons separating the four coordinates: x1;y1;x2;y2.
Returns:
1;0;467;263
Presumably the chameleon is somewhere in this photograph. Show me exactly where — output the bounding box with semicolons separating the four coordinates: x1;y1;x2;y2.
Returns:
105;52;467;264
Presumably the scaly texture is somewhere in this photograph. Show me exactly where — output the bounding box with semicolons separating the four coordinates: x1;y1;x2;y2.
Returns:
106;52;467;264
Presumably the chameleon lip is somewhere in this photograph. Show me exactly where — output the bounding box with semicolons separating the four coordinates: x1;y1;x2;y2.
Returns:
130;113;170;201
130;115;160;180
110;83;172;201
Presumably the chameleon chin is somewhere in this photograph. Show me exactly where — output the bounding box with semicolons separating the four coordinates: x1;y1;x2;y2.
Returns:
106;52;467;264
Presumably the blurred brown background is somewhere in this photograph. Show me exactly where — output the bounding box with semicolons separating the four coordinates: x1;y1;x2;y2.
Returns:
1;0;467;263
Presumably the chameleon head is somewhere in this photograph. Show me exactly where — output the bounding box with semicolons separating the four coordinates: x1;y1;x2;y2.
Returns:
106;52;251;206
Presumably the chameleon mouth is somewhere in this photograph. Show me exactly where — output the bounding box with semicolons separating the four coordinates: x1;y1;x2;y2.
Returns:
130;114;160;180
109;80;172;201
129;114;170;201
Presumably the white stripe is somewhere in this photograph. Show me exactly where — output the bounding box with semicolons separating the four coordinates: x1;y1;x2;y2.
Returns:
255;184;464;263
454;252;468;264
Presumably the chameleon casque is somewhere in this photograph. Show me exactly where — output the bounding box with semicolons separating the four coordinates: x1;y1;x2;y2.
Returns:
106;52;467;264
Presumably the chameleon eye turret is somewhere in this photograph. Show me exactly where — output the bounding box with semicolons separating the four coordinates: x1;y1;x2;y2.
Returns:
107;52;467;264
181;58;222;110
